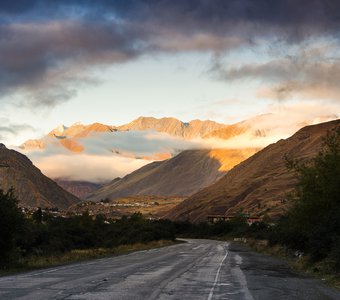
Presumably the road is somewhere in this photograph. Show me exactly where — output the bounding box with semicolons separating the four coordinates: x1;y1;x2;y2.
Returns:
0;239;339;299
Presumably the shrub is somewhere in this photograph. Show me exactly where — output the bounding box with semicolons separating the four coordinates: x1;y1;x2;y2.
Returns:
272;127;340;265
0;189;25;267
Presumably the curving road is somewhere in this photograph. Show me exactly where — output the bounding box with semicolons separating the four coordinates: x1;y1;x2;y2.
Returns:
0;239;339;299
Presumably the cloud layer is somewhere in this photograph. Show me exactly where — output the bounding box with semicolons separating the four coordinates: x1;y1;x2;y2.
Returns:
1;0;340;106
216;43;340;102
34;154;149;183
21;105;339;183
23;130;206;182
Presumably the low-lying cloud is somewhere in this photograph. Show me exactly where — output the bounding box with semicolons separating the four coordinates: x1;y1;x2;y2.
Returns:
33;153;150;183
21;106;339;183
23;130;206;182
82;130;203;157
200;102;339;149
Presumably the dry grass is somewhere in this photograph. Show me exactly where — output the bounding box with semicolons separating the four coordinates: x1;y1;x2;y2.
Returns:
0;240;177;276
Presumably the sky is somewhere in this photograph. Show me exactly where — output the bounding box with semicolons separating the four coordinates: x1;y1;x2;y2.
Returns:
1;0;340;146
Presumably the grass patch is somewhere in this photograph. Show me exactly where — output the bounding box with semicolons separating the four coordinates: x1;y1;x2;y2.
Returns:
0;239;177;276
244;238;340;290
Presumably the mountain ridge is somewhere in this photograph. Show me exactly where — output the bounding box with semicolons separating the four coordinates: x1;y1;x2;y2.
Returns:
21;117;227;153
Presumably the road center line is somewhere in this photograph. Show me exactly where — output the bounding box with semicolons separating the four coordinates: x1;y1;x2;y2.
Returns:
207;242;229;300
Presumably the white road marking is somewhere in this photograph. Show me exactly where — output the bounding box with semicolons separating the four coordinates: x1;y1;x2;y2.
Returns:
207;243;229;300
232;254;254;300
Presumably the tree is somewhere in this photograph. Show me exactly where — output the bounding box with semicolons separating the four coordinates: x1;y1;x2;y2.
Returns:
275;127;340;264
0;189;25;267
32;207;43;224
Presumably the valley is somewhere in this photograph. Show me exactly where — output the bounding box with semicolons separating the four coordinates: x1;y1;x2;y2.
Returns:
69;195;185;219
1;117;339;221
2;2;340;298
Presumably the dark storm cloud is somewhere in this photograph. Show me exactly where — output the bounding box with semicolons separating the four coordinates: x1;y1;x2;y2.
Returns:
1;0;340;106
3;1;340;37
111;0;340;32
0;20;145;106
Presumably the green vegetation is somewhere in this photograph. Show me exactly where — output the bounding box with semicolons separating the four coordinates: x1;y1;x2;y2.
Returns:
0;189;25;267
269;127;340;271
0;197;175;271
173;215;268;240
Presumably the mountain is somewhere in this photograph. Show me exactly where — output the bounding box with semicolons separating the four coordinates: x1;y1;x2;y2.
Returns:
164;119;340;222
55;179;102;199
87;148;257;202
0;144;80;209
21;122;115;153
20;117;226;153
118;117;226;139
19;114;337;184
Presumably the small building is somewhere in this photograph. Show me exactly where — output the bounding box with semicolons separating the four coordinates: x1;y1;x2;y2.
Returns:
207;214;262;225
207;215;233;223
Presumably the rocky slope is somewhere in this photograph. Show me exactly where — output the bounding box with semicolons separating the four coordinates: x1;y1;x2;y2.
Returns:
165;119;340;222
87;148;257;201
118;117;226;139
0;144;80;208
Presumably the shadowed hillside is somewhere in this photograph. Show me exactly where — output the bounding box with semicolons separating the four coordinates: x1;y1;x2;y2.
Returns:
0;144;80;209
87;148;257;202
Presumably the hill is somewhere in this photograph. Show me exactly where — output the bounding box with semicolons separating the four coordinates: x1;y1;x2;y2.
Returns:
0;144;80;209
165;119;340;222
87;148;257;201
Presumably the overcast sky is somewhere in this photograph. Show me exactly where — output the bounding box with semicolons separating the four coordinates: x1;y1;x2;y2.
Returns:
1;0;340;145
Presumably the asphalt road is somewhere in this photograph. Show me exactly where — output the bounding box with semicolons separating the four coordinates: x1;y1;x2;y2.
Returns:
0;239;339;300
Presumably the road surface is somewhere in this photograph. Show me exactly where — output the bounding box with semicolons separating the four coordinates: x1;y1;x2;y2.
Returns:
0;239;339;299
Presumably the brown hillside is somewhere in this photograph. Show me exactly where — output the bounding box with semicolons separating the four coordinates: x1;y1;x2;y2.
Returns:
165;119;340;222
0;144;80;209
87;148;257;202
